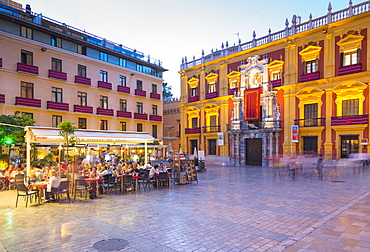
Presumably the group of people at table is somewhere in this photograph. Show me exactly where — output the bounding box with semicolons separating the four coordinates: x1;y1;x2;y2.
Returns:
1;161;170;203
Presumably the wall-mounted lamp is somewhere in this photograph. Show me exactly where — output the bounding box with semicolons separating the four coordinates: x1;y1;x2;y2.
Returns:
287;40;293;44
322;29;328;34
41;47;47;52
130;73;135;76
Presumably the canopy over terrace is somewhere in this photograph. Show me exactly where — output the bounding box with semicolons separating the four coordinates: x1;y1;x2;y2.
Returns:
24;126;155;175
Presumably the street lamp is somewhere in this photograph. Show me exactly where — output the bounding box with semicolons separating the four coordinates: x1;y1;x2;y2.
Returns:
4;136;14;166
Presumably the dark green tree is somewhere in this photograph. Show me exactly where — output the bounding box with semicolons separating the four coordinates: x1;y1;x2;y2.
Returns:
0;111;35;146
162;82;173;101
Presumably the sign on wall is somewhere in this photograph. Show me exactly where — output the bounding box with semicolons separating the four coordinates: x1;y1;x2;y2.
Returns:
217;132;224;146
291;125;299;143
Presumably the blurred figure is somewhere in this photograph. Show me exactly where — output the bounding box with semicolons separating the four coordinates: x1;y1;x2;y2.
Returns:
316;154;324;180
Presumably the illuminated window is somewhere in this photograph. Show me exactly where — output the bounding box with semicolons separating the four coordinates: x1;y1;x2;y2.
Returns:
100;96;108;109
120;99;127;111
191;87;197;97
78;118;87;129
78;92;87;106
120;122;126;131
100;120;108;130
208;81;216;93
342;49;360;66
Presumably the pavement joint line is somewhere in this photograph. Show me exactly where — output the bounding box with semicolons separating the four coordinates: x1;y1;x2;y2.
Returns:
276;188;370;250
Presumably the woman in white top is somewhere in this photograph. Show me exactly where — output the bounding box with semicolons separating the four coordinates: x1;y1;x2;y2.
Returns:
45;170;62;201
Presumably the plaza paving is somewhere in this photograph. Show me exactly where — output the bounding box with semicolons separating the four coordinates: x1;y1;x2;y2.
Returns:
1;164;370;252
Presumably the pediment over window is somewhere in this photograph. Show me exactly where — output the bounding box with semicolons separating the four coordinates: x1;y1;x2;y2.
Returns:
267;60;284;70
227;71;241;79
336;35;364;52
296;87;324;101
187;77;199;88
299;46;322;61
205;72;218;80
333;81;367;96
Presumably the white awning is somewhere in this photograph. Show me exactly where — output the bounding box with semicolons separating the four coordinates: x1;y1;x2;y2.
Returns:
26;126;154;145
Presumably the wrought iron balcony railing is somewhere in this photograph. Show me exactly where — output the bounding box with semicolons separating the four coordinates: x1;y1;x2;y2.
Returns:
294;117;325;127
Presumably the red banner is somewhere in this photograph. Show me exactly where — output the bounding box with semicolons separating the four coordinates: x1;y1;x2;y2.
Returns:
244;87;261;121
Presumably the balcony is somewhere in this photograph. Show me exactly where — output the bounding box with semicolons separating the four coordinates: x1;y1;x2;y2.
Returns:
149;115;162;122
116;111;132;118
134;113;148;120
271;79;282;88
135;89;146;97
73;105;93;114
15;97;41;107
17;62;38;75
117;85;130;94
0;94;4;103
97;108;114;116
229;88;238;95
185;127;201;134
47;101;69;111
48;69;67;81
227;120;282;131
150;92;161;100
202;125;221;133
294;118;325;127
97;81;112;90
75;76;91;86
331;115;368;126
300;71;320;82
338;63;362;76
206;92;218;99
188;96;199;103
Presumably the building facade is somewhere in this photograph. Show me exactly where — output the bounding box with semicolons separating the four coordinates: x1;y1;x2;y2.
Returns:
179;1;370;165
163;98;181;153
0;1;166;143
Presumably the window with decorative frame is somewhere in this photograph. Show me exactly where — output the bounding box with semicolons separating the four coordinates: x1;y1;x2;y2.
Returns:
299;46;321;74
337;32;363;67
205;72;218;93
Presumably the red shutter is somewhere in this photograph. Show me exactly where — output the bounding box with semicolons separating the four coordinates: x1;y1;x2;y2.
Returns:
244;87;261;121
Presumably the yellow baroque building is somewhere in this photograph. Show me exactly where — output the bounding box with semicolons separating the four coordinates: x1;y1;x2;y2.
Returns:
179;2;370;165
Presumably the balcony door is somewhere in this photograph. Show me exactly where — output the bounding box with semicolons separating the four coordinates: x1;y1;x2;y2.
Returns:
303;136;317;155
340;135;359;158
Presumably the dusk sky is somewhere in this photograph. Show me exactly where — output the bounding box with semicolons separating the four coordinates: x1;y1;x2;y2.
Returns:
23;0;361;97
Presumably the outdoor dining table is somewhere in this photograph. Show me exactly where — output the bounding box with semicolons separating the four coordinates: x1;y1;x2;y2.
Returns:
120;175;139;192
85;178;104;195
29;182;48;204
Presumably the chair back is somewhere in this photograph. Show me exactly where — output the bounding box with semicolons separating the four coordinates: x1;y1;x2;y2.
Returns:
75;179;87;187
122;175;133;183
158;172;168;179
16;183;28;192
15;174;25;184
59;181;69;190
108;176;116;184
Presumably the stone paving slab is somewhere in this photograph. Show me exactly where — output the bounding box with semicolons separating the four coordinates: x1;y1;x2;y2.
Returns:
1;165;370;251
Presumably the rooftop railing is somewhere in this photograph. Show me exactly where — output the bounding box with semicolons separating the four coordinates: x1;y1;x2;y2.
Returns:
0;0;162;67
181;1;370;70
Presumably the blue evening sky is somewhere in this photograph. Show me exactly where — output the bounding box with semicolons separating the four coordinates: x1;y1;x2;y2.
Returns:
23;0;361;97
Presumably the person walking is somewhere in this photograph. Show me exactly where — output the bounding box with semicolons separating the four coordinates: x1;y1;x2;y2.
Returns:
317;154;324;180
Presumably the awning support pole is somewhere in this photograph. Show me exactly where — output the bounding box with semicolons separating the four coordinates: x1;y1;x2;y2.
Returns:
145;142;148;165
25;127;31;176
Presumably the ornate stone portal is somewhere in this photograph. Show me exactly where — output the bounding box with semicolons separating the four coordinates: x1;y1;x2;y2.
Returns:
228;55;281;166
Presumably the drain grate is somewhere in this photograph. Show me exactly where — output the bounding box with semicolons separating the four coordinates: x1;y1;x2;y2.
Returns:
93;238;129;251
